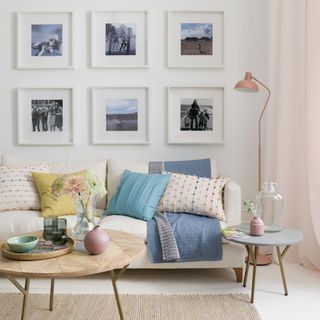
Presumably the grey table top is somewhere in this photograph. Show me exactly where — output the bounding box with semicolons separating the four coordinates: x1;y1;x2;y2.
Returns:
224;225;304;247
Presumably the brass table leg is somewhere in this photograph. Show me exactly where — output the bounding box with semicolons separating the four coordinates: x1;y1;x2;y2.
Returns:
247;245;257;303
49;278;55;311
276;245;290;296
21;278;30;320
243;245;250;287
110;265;129;320
4;275;30;320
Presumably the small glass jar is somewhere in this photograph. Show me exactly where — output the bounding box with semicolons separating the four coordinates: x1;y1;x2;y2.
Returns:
255;182;283;232
52;218;68;245
43;216;56;241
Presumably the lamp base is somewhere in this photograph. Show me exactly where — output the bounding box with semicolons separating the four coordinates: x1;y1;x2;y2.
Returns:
246;254;272;266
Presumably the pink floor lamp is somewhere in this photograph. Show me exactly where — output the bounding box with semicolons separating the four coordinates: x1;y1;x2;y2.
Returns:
234;72;272;266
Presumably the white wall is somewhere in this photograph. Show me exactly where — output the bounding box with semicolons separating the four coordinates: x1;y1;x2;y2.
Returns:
0;0;269;209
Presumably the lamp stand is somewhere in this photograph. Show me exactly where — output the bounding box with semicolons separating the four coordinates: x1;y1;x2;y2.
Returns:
252;76;272;266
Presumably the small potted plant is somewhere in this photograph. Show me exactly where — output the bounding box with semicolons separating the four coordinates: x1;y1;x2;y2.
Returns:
243;200;264;236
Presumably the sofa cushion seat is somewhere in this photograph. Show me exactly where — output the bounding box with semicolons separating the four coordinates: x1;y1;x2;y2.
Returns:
0;210;228;244
0;210;78;241
99;214;228;244
99;215;148;242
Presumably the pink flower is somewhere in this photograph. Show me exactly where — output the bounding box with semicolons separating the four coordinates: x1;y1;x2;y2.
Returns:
63;176;85;194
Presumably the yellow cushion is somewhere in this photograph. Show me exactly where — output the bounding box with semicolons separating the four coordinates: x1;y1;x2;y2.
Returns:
32;171;85;217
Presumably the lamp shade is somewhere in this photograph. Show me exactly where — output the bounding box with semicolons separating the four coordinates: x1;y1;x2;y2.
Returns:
234;72;259;92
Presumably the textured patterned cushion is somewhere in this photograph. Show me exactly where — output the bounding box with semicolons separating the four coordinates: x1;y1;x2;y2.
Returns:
158;173;230;221
0;165;49;211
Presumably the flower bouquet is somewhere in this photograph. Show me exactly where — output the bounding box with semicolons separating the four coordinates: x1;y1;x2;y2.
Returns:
52;171;106;240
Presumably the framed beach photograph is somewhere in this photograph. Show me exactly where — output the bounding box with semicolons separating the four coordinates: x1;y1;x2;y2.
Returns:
168;87;224;144
91;11;149;68
167;11;224;68
92;87;150;144
17;12;74;69
17;88;74;145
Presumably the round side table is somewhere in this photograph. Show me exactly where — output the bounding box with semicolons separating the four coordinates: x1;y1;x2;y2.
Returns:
223;226;303;303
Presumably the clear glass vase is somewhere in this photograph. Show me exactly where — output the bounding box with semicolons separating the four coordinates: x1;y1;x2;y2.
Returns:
72;194;96;240
255;182;283;232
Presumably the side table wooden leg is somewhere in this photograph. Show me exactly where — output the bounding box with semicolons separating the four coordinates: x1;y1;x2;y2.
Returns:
49;278;55;311
243;245;250;287
248;246;257;303
276;245;290;296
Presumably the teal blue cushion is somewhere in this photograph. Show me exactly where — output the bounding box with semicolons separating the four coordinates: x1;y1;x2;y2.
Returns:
105;170;171;221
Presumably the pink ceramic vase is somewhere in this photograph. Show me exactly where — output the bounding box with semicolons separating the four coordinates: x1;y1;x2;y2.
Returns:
84;226;109;255
250;216;264;236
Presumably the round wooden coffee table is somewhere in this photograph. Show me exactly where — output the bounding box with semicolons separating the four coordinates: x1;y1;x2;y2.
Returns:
0;229;145;320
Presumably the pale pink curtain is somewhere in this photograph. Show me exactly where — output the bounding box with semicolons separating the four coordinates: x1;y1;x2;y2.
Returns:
266;0;320;270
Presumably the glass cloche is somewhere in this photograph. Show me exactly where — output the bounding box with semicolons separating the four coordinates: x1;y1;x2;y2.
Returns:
255;182;283;232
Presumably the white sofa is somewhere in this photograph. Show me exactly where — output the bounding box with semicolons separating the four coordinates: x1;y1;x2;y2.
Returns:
0;156;245;282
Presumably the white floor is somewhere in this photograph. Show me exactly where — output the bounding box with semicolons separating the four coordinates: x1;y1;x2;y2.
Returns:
0;262;319;320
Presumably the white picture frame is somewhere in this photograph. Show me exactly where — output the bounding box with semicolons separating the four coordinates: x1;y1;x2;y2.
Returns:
167;86;224;144
167;11;224;68
92;87;150;144
17;11;75;69
91;11;149;68
17;87;75;145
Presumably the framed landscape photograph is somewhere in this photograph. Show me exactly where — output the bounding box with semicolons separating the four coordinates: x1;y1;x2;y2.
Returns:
92;87;150;144
167;11;224;68
91;11;149;68
168;87;224;144
17;12;74;69
17;88;74;145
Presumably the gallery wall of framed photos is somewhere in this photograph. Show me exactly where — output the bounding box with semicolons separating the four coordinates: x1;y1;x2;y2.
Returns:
15;9;225;146
0;0;269;202
17;11;224;145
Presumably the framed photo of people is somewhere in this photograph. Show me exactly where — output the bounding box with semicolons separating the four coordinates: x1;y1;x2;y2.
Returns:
17;12;75;69
17;88;75;145
92;87;150;144
91;11;149;68
167;11;224;68
167;86;224;144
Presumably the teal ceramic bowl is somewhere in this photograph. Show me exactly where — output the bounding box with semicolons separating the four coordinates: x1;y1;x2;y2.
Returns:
7;235;39;253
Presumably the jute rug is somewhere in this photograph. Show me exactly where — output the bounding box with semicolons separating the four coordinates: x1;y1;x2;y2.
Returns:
0;293;260;320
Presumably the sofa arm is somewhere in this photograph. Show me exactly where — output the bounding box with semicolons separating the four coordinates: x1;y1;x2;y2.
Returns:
224;180;242;226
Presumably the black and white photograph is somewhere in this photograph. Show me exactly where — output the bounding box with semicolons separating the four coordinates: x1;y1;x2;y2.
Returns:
31;100;63;132
168;87;223;144
106;99;138;131
91;11;148;68
31;24;63;56
105;23;136;55
180;23;213;55
180;98;213;131
18;88;74;145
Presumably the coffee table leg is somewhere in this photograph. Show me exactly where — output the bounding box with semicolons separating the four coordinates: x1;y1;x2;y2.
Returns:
243;245;250;287
21;278;30;320
276;245;290;296
110;265;128;320
49;278;55;311
4;275;30;320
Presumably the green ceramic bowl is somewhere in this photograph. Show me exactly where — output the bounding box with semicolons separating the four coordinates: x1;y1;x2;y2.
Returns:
7;235;39;253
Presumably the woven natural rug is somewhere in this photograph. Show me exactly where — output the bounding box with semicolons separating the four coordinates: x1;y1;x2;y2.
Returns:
0;293;260;320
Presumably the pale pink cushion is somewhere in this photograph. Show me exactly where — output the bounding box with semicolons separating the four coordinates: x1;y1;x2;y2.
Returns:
158;173;230;221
